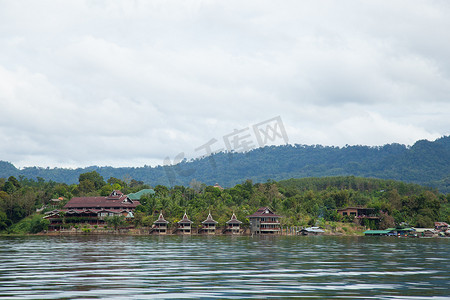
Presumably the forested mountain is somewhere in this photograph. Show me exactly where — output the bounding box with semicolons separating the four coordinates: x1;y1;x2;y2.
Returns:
1;136;449;192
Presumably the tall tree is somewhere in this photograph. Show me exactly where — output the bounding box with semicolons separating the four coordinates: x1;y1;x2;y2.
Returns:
78;171;105;190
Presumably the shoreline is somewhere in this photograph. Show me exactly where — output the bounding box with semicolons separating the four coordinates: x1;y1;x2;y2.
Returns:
2;230;447;238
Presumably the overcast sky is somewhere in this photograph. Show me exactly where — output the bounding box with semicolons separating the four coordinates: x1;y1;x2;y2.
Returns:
1;0;449;168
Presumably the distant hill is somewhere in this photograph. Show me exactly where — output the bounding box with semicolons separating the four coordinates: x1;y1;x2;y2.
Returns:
1;136;449;193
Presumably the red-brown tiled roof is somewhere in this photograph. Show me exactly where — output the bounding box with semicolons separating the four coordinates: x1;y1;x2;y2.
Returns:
64;191;140;209
154;212;169;224
62;208;131;215
178;212;193;224
226;213;242;224
202;212;218;224
435;222;449;227
247;207;281;218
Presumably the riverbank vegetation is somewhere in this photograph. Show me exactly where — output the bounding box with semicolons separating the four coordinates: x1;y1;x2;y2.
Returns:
1;173;449;234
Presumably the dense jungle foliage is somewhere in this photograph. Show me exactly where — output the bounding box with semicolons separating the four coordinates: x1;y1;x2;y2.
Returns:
1;172;449;234
1;136;449;193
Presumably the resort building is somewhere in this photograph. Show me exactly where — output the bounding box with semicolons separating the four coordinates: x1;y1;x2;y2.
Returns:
223;213;242;234
44;190;140;230
174;212;193;235
247;207;281;235
151;212;169;235
199;212;218;234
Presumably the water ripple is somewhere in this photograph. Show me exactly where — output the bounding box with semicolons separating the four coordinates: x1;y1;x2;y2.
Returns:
0;236;449;299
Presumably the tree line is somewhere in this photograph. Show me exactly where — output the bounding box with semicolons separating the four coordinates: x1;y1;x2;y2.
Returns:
1;172;449;234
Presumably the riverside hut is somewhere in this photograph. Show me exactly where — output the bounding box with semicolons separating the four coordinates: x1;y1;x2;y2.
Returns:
151;212;169;235
199;212;218;234
224;213;242;234
175;212;193;235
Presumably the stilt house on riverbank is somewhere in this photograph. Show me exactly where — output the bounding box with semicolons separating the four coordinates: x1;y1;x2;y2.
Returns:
174;212;193;235
151;212;169;235
199;212;218;234
223;213;243;234
247;207;282;235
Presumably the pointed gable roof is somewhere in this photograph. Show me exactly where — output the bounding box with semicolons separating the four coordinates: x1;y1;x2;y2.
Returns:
107;190;124;199
226;212;242;224
178;212;193;224
247;207;281;218
202;212;218;224
154;212;169;224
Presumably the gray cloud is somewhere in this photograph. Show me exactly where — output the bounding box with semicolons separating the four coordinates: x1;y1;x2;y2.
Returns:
0;0;448;168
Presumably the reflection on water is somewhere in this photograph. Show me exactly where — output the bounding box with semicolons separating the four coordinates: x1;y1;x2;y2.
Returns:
0;236;449;299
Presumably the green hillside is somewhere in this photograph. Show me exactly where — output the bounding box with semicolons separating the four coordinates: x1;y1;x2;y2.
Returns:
1;136;449;193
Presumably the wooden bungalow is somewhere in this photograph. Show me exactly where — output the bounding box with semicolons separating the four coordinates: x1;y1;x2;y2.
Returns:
337;207;379;225
247;207;281;235
223;213;242;234
337;207;378;219
174;212;193;235
151;212;169;235
199;212;218;234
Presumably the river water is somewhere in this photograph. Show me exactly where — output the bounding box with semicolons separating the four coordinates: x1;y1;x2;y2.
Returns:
0;235;449;299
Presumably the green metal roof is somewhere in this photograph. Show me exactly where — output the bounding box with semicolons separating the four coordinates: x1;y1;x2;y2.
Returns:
385;227;415;231
127;189;155;200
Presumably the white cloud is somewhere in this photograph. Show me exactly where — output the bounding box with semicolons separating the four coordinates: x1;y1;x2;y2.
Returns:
0;0;449;168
